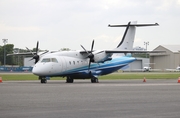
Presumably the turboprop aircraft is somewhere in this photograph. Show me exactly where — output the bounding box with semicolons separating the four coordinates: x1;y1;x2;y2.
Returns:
8;21;161;83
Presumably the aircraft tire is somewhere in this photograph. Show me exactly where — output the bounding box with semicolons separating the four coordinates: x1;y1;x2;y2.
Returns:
44;79;47;83
91;77;99;83
41;77;47;84
66;76;74;83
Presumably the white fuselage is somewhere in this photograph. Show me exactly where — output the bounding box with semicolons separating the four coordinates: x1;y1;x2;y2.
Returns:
32;50;135;78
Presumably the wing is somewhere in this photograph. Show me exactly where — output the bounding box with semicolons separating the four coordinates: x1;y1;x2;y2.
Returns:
79;49;165;63
7;52;36;56
104;50;166;53
80;49;165;54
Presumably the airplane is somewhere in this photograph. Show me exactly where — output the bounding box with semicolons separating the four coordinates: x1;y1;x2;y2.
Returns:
8;21;161;83
166;66;180;72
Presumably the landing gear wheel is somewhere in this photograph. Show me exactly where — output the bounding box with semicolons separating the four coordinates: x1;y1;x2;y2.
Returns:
66;76;74;83
40;77;47;84
91;77;99;83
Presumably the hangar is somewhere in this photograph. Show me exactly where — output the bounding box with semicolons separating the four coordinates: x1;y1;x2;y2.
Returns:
150;45;180;70
122;58;149;71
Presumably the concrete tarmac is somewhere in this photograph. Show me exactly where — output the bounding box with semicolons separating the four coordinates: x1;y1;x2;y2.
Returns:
0;79;180;118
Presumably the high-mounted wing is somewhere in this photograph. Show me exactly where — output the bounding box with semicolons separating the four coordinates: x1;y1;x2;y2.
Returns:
7;52;36;56
104;50;166;53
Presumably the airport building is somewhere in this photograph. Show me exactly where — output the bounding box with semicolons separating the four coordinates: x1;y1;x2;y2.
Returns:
24;57;34;67
122;46;150;71
150;45;180;70
121;58;149;71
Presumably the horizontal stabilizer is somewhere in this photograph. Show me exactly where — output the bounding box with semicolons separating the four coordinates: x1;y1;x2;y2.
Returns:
108;23;159;27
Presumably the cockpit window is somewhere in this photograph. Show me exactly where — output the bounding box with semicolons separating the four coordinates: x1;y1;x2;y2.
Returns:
41;58;58;63
41;58;51;62
52;58;58;63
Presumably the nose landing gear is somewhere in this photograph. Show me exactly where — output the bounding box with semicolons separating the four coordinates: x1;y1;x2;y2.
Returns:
39;76;47;83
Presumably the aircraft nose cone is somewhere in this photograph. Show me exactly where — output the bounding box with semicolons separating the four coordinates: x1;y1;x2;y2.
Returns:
32;64;50;76
32;66;37;75
32;65;42;75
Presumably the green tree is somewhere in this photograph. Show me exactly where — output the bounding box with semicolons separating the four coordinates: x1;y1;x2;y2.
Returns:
60;48;70;51
0;44;14;65
6;44;14;65
0;46;2;65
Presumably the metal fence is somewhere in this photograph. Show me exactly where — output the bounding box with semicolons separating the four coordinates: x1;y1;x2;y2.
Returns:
0;66;33;72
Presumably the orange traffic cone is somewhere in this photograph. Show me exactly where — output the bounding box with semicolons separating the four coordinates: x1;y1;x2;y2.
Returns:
143;77;146;82
178;77;180;83
0;77;2;83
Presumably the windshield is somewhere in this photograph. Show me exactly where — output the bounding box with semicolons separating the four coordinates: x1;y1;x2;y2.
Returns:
41;58;58;63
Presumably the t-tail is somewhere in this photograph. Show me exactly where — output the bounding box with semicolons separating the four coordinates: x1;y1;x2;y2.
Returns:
108;21;159;56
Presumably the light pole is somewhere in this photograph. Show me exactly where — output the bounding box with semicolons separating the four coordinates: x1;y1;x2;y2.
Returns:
144;41;149;58
2;39;8;67
144;41;149;50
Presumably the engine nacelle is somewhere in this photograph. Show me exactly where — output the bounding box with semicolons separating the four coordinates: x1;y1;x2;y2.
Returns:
93;51;112;63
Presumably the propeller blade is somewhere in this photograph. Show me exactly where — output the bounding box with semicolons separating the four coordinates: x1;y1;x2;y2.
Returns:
26;47;34;56
26;41;41;64
80;40;95;70
80;45;89;54
88;40;94;60
36;41;39;54
91;40;94;52
88;59;91;70
39;50;49;56
29;58;34;61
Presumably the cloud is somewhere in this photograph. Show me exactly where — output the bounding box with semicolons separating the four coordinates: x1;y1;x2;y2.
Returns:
134;37;143;43
97;0;140;10
0;23;41;32
178;0;180;4
156;0;180;11
0;0;180;50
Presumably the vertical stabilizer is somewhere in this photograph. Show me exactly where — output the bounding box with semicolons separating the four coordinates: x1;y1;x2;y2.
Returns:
109;21;137;51
117;21;137;50
108;21;159;54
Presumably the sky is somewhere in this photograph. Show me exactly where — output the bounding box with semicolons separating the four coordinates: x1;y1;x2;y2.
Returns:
0;0;180;51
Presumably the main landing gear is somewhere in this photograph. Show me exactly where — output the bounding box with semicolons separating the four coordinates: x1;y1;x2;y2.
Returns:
39;76;47;84
66;76;74;83
91;77;99;83
66;76;99;83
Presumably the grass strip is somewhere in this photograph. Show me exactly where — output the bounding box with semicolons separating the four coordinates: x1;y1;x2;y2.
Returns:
0;72;180;81
99;72;180;80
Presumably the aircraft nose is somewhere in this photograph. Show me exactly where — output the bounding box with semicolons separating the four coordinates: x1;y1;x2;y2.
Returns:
32;63;51;76
32;65;37;75
32;65;43;75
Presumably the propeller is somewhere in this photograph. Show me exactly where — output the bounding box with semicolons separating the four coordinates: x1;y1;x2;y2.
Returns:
80;40;95;70
26;41;48;64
